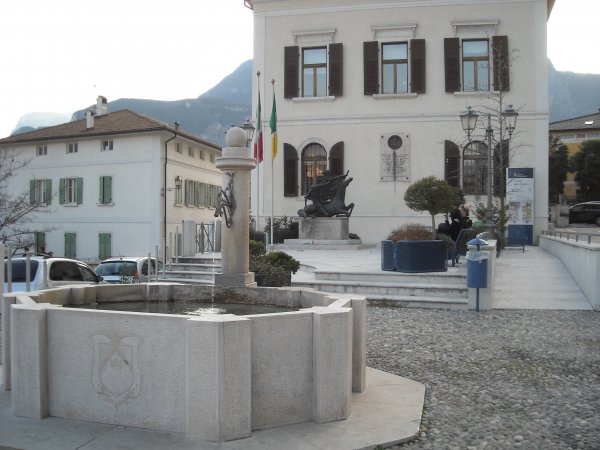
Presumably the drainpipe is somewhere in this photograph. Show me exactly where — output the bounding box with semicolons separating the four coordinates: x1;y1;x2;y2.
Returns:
163;125;178;264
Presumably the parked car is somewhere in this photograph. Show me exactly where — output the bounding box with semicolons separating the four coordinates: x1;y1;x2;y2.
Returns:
3;256;103;293
94;257;163;284
568;201;600;226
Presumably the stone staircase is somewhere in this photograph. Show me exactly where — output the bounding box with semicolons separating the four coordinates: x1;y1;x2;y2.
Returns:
292;268;469;309
159;255;222;285
158;254;469;309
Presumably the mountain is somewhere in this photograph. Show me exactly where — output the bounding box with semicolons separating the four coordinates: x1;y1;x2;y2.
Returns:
12;112;72;136
72;60;253;147
10;59;600;143
548;61;600;121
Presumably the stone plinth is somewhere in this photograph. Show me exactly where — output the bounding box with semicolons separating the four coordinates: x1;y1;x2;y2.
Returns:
299;217;349;240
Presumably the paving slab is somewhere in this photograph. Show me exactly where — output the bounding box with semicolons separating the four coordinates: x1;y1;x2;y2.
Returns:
0;367;424;450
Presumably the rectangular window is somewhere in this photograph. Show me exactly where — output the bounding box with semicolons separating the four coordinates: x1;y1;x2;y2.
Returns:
382;42;408;94
199;150;204;160
64;232;76;259
302;47;327;97
101;140;114;151
99;233;111;260
176;143;181;154
462;39;489;92
188;146;194;157
210;153;215;163
37;145;47;156
30;179;52;205
59;177;83;205
99;176;112;204
67;143;78;154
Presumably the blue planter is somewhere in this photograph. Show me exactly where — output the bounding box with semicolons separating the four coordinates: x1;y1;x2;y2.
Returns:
394;240;448;273
381;240;395;271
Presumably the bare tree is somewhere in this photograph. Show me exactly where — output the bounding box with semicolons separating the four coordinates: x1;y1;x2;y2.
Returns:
0;147;53;254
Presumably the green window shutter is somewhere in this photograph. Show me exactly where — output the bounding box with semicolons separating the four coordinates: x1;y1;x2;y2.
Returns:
30;179;35;204
363;41;379;95
35;232;46;253
76;177;83;204
45;179;52;205
59;178;65;204
99;233;111;259
328;43;343;97
194;181;200;206
100;176;112;204
65;233;76;258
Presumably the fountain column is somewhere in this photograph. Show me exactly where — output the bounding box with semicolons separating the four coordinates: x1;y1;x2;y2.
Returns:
213;127;256;287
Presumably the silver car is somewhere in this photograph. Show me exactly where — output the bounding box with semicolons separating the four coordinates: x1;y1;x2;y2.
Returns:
94;257;163;284
3;256;103;293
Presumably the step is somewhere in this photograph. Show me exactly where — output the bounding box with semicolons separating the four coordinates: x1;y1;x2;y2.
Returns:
158;277;215;285
167;263;221;272
162;270;217;281
171;256;222;265
367;295;469;310
291;279;468;298
313;270;466;285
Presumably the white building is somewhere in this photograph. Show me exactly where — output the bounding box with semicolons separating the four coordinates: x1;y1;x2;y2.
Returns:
249;0;553;244
0;97;222;261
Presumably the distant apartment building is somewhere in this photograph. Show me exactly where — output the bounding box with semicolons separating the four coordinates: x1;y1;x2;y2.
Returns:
550;108;600;201
0;97;222;261
248;0;553;243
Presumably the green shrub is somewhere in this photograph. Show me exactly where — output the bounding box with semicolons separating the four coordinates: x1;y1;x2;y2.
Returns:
249;239;266;258
264;216;299;243
262;251;301;274
250;258;292;287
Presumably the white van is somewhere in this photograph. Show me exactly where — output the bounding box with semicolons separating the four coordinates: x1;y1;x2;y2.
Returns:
3;256;103;293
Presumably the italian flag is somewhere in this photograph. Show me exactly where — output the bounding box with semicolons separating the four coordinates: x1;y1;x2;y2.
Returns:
254;92;263;163
270;92;277;160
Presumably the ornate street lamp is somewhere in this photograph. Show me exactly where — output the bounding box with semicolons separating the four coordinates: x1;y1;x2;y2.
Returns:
503;104;518;137
240;117;255;148
460;106;479;140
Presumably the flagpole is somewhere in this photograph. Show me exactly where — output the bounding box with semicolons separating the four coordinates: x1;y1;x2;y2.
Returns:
255;71;261;237
270;79;276;246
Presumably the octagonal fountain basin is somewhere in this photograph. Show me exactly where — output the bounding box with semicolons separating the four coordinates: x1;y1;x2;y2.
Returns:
2;282;366;442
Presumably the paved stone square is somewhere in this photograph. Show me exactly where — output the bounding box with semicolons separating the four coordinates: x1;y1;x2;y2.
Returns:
368;307;600;449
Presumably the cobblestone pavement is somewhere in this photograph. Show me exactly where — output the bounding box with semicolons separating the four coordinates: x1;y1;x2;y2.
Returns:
367;307;600;450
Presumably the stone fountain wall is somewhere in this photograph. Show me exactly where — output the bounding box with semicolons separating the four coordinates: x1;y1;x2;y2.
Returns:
2;283;366;442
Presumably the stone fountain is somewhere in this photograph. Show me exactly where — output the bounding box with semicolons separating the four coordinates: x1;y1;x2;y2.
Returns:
0;128;372;443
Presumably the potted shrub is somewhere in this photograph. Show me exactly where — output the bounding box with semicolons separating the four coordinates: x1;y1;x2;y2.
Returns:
383;224;448;273
381;177;460;272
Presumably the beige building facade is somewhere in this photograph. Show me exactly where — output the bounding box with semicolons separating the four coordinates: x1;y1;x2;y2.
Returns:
249;0;552;243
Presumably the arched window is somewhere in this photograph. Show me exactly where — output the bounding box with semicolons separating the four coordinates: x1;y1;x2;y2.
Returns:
444;140;460;187
463;141;487;195
301;143;327;195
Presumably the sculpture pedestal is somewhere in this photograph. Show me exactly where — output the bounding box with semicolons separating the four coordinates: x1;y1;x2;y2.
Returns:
299;217;349;240
280;217;373;250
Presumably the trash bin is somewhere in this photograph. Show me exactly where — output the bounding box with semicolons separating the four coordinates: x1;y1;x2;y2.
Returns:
466;250;489;288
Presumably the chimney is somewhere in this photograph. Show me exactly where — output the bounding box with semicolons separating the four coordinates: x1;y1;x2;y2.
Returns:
86;110;95;129
95;95;108;116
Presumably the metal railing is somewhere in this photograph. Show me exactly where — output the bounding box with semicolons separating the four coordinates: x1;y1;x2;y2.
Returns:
196;222;215;253
542;230;596;245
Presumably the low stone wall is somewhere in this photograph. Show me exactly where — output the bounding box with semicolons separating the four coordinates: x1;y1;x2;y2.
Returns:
2;283;366;442
539;235;600;310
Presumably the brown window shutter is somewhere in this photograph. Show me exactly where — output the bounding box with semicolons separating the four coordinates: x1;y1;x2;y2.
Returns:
363;41;379;95
492;35;509;91
444;140;460;187
328;43;343;97
444;37;460;92
410;39;426;94
284;46;299;99
329;142;344;176
283;143;298;197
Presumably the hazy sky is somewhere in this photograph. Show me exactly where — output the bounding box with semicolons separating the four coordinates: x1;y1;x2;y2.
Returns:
0;0;597;138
